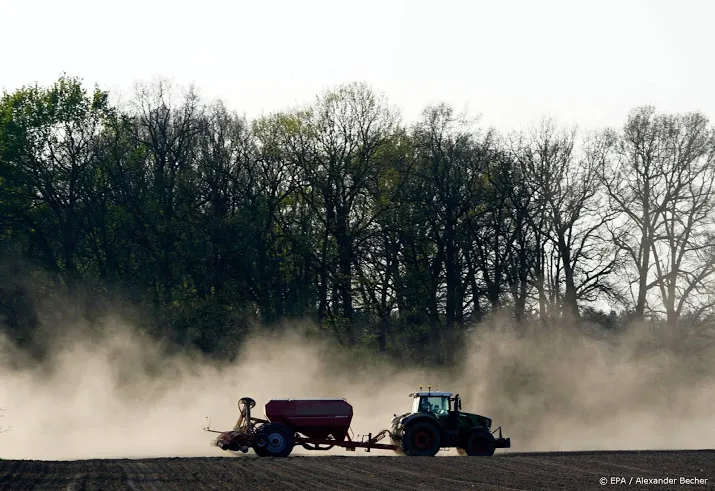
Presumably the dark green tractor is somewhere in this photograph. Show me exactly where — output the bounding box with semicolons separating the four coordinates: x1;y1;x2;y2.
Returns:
390;389;511;456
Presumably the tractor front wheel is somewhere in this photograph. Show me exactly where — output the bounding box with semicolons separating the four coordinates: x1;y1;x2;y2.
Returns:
464;427;495;456
401;421;441;456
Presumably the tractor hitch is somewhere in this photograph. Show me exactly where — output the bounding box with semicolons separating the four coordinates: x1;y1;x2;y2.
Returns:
491;426;511;449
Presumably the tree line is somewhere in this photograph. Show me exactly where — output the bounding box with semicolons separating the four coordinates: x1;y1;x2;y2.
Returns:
2;76;714;363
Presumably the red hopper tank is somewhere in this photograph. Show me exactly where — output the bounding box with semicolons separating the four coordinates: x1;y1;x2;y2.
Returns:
265;399;353;440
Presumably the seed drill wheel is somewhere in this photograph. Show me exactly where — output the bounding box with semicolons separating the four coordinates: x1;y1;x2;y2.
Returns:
254;423;294;457
463;427;495;456
252;431;268;456
401;421;441;456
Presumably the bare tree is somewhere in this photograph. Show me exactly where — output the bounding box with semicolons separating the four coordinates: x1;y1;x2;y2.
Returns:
290;82;399;343
515;119;620;322
125;79;205;304
603;106;715;327
651;113;715;328
412;104;491;333
193;101;253;298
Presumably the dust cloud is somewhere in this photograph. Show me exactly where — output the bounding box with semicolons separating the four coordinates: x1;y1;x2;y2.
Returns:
1;312;714;460
459;322;715;452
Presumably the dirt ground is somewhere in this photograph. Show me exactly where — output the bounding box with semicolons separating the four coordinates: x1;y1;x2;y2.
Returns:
1;450;714;491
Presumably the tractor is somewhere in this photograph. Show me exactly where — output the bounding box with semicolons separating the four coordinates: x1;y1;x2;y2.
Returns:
390;387;511;456
207;389;511;457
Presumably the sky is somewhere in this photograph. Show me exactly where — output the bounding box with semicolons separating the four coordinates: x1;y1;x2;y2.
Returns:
2;0;713;132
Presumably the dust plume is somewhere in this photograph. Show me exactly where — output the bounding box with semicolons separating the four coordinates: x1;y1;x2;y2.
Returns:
0;315;428;460
1;312;714;460
457;321;715;452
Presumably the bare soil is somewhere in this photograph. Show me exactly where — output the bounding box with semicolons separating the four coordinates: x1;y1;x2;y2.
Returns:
1;450;714;490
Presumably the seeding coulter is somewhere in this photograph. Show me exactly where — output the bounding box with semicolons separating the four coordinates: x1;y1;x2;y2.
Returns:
205;388;510;457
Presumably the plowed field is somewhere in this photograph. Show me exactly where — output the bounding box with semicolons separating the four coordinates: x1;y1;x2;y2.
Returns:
1;450;714;490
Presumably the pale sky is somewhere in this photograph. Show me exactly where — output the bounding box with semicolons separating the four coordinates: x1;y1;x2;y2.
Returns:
2;0;713;132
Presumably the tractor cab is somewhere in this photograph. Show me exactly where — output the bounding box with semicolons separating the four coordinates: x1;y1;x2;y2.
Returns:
408;389;462;419
407;388;488;432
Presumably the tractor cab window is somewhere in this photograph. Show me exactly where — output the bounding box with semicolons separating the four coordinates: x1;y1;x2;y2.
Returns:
413;396;449;415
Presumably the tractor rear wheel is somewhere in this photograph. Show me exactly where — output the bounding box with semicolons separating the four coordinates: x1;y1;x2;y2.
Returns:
255;423;294;457
401;421;441;456
464;427;495;456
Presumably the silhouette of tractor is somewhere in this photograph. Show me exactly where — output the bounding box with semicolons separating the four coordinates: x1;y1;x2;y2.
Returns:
206;387;510;457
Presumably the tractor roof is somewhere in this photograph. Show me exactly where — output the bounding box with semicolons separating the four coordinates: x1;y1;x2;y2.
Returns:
409;391;453;397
